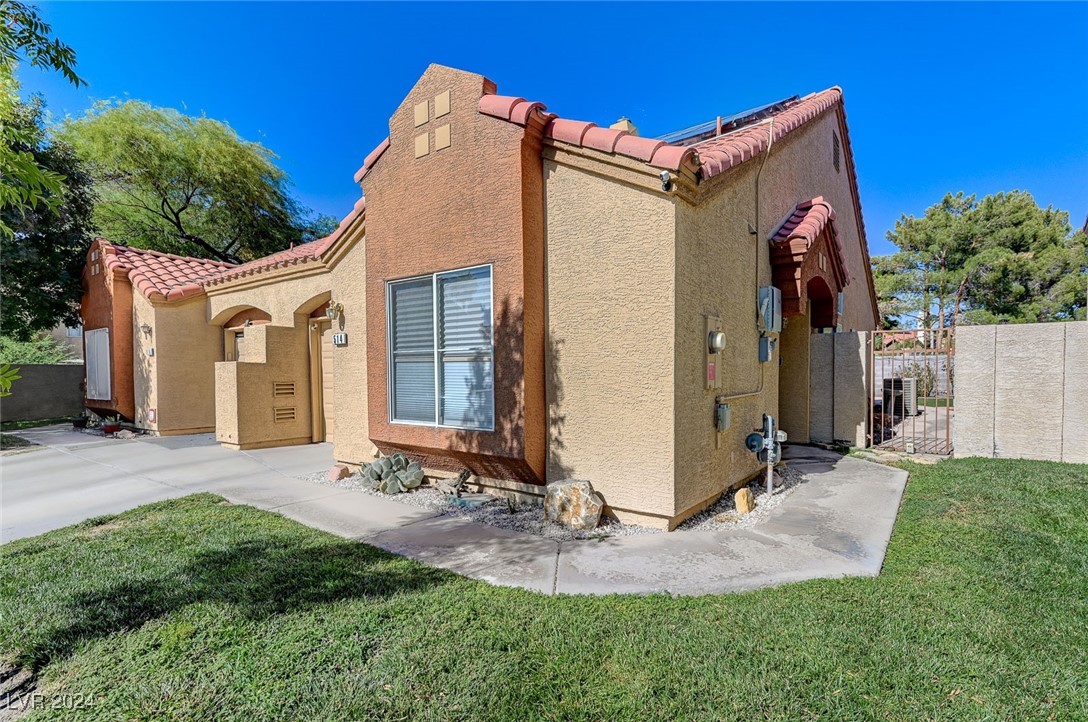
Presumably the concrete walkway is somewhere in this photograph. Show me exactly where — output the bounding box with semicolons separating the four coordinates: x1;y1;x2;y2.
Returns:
1;426;908;596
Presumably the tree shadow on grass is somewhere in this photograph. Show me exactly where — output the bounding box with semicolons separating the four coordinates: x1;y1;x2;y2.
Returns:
17;534;454;671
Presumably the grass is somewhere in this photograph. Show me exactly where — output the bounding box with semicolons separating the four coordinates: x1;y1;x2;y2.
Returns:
1;458;1086;721
918;397;953;408
0;433;36;450
0;417;70;432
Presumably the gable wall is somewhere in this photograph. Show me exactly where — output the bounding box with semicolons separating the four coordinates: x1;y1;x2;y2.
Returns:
362;64;546;482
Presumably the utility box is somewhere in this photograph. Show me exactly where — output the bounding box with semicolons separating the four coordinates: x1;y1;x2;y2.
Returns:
759;335;777;363
758;286;782;334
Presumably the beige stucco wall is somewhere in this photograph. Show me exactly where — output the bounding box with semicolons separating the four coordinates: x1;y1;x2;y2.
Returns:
207;268;333;450
328;232;370;465
744;109;878;333
779;312;812;443
48;323;84;360
954;321;1086;463
671;107;877;518
215;324;313;449
544;159;678;523
674;159;779;518
207;269;331;328
130;293;220;435
808;331;869;447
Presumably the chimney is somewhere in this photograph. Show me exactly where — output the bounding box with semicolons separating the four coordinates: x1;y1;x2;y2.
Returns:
610;117;638;136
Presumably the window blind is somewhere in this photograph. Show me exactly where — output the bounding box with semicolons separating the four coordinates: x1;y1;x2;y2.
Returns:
437;267;492;428
388;266;493;430
390;278;436;423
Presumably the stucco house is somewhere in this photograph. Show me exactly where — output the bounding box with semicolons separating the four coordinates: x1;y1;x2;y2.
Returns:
81;64;878;530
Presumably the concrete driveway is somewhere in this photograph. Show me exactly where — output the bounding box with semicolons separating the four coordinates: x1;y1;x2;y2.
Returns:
0;425;432;543
2;426;909;596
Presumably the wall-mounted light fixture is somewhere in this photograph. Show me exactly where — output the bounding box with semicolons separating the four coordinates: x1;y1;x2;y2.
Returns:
139;323;152;338
325;301;344;322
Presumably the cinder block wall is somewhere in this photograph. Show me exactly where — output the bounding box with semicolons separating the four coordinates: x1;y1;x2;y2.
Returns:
955;321;1086;463
808;332;869;448
0;364;84;422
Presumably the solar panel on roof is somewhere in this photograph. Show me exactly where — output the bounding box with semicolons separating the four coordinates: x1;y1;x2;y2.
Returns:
655;96;799;146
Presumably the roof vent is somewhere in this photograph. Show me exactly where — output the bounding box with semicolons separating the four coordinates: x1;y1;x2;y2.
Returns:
609;117;638;136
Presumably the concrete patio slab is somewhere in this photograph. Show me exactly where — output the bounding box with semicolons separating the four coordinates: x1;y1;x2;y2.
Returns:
554;448;908;595
369;515;559;594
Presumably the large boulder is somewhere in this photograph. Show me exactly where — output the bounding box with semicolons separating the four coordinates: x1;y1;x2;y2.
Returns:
544;480;604;530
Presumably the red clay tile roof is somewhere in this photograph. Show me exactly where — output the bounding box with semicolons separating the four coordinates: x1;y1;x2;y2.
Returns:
355;138;390;182
770;197;850;286
98;242;236;302
477;88;844;182
94;196;365;297
204;197;365;287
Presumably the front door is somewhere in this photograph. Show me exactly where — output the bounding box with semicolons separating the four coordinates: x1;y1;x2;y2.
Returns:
309;320;336;443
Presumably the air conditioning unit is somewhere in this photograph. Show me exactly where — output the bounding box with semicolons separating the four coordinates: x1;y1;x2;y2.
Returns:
902;377;918;416
883;377;918;417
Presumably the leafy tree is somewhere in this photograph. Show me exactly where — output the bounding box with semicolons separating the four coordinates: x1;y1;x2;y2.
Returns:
874;191;1087;328
1;94;95;338
1;0;83;235
0;331;76;363
59;100;331;263
0;0;83;85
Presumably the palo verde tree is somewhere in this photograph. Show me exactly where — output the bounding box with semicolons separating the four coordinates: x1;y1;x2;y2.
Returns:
874;191;1087;328
58;101;335;263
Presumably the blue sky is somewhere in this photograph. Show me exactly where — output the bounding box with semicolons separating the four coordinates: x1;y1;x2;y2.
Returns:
22;2;1088;256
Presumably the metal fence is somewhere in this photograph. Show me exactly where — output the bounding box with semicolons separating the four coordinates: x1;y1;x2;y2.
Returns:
868;329;954;455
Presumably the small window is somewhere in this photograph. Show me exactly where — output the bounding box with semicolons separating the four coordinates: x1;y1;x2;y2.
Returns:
832;131;841;173
387;265;493;430
66;325;83;337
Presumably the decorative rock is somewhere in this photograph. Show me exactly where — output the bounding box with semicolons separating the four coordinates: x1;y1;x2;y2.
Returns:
437;469;473;497
113;429;137;440
735;488;756;514
327;464;352;482
544;480;604;530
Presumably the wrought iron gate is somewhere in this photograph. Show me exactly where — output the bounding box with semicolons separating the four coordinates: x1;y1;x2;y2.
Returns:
868;329;955;455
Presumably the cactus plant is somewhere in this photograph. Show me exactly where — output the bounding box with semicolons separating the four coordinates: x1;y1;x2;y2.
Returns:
362;453;424;494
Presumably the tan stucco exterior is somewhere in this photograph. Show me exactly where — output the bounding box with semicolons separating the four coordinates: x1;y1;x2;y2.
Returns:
538;97;878;529
544;158;678;524
206;265;335;450
130;292;221;435
327;225;371;465
80;66;881;532
362;64;546;483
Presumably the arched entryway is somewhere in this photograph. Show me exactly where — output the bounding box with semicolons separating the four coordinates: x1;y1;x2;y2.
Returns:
807;276;836;330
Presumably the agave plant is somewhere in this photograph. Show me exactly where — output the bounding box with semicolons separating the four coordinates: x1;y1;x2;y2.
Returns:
363;453;425;494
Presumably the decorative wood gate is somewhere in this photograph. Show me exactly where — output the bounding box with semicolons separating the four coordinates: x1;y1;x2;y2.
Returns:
868;329;955;455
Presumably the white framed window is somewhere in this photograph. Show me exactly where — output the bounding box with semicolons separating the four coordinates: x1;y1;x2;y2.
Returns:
66;324;83;337
387;264;494;431
85;327;111;400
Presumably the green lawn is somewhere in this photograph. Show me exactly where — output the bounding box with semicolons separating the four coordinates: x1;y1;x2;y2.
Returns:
2;458;1086;721
0;417;71;432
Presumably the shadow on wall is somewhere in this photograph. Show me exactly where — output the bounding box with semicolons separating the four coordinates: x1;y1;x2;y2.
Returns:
451;296;524;480
444;295;572;483
546;335;573;481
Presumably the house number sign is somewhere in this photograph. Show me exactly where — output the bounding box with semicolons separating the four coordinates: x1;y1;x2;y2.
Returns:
332;332;348;346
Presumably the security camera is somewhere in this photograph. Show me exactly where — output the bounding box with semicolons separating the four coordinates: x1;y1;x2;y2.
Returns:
659;170;672;192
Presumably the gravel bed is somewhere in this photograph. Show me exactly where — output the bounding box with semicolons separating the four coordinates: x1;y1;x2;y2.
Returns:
301;464;808;540
674;465;808;531
302;470;655;540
